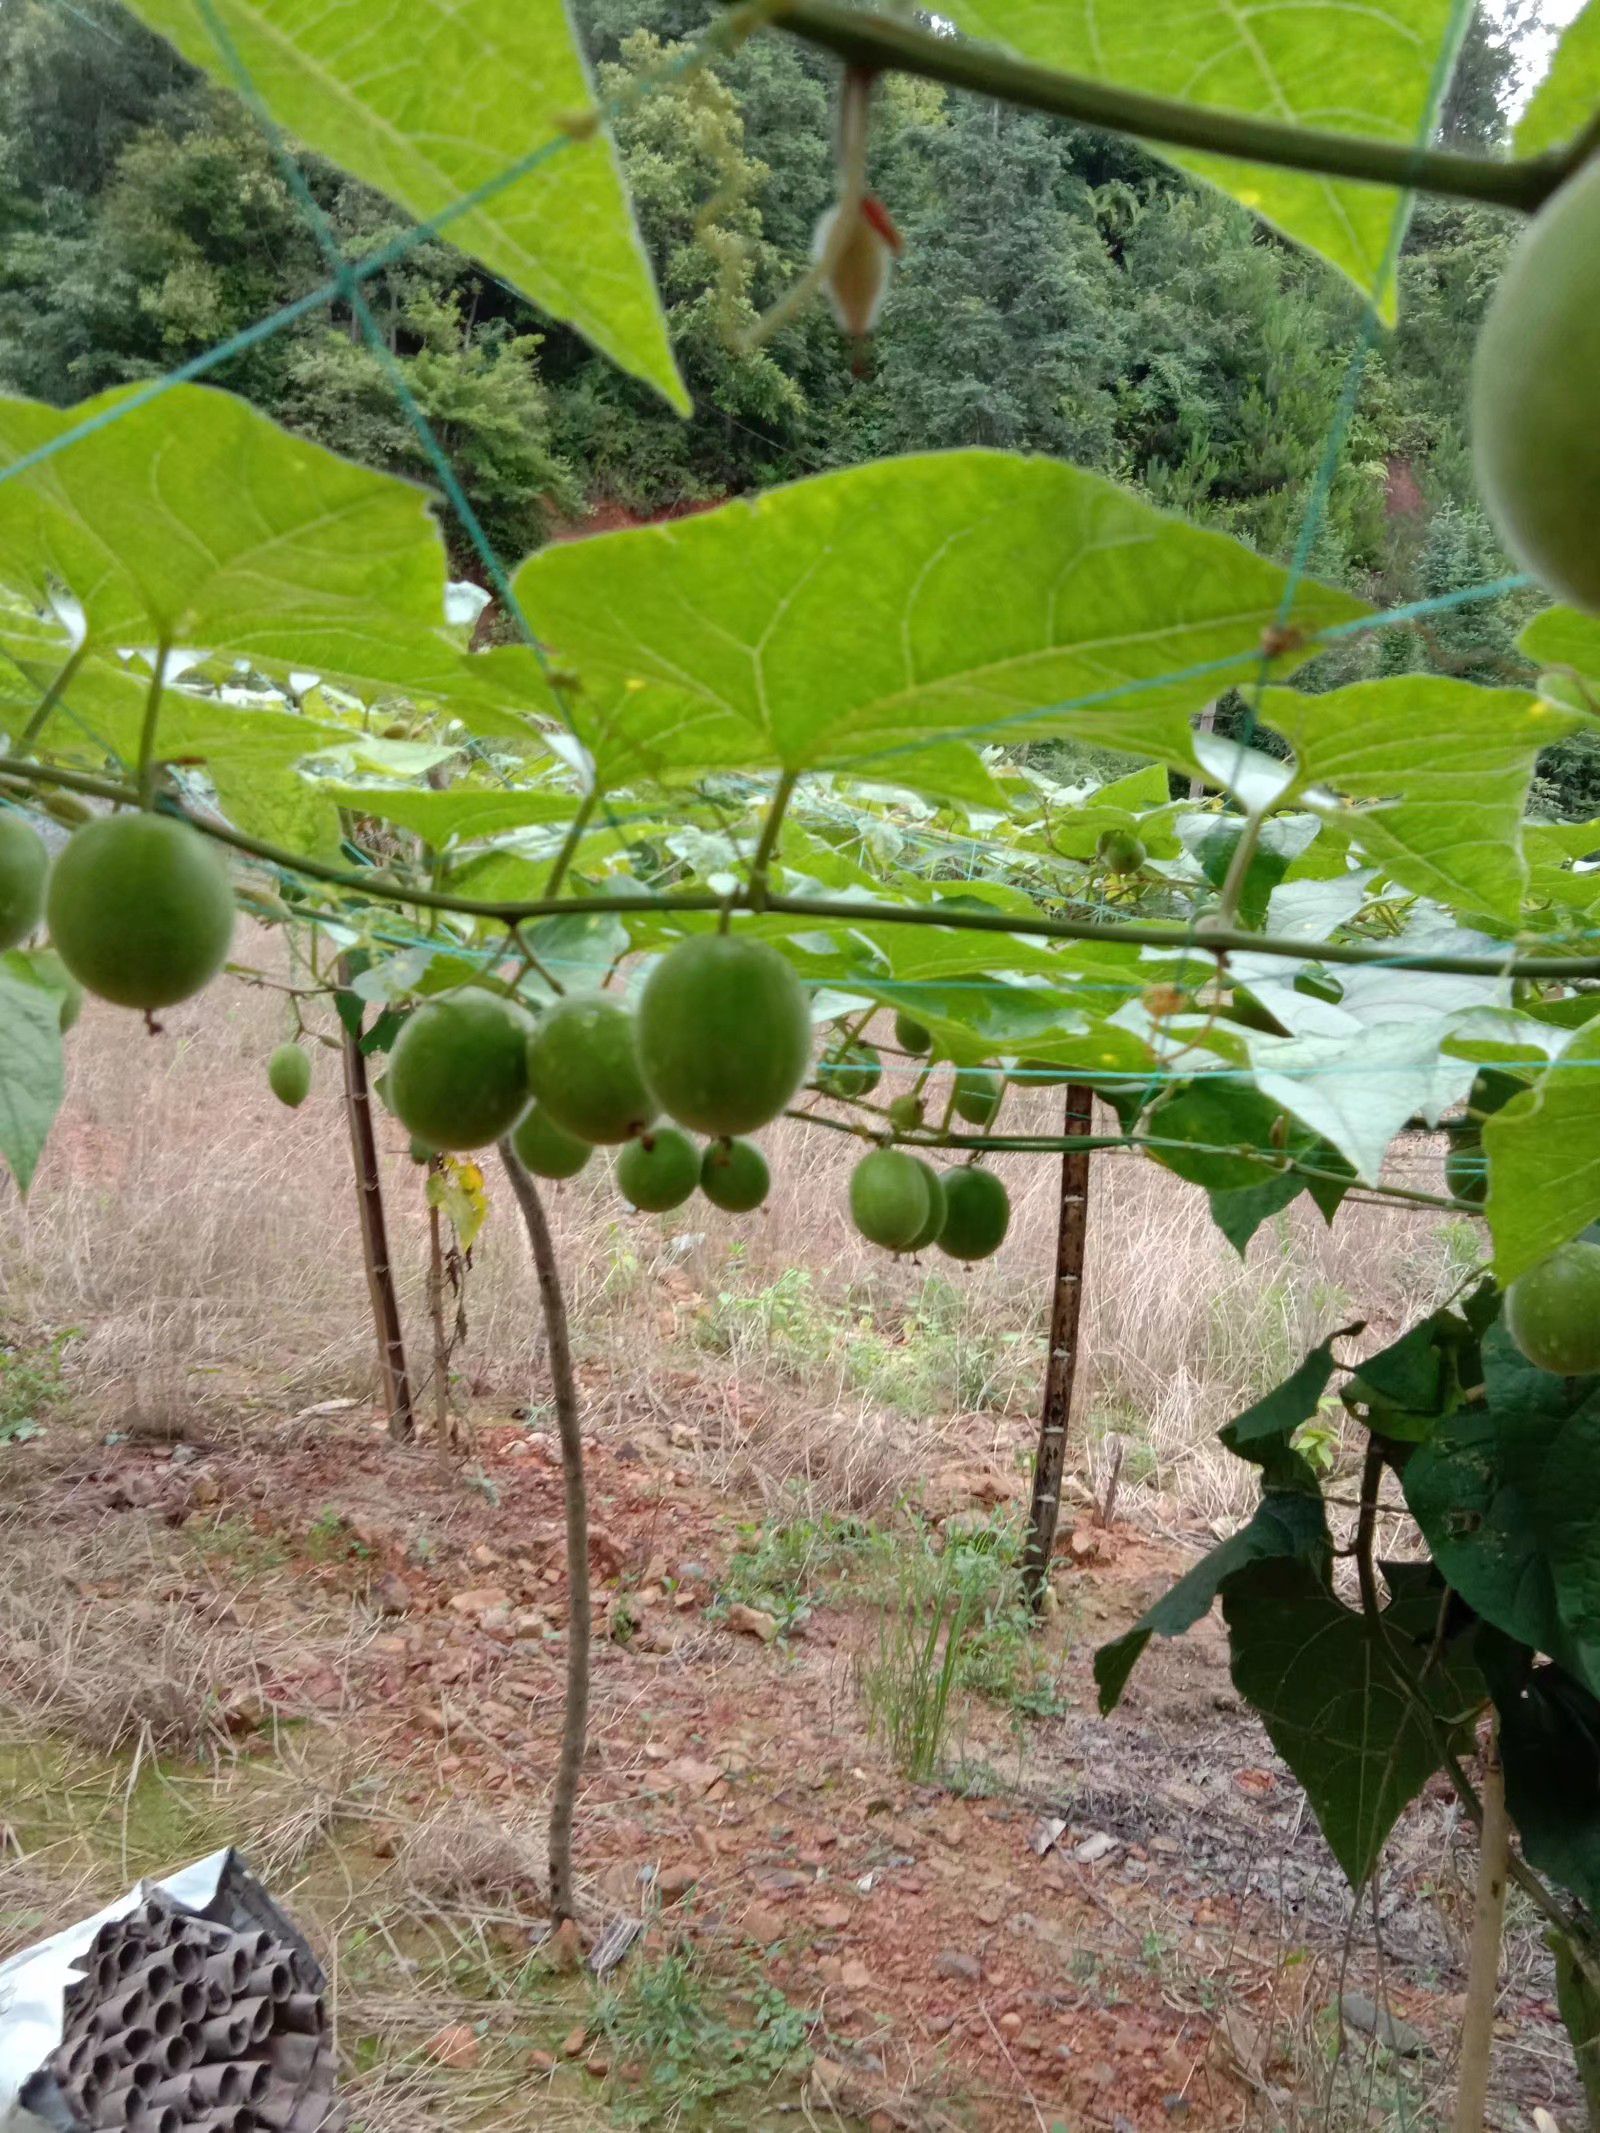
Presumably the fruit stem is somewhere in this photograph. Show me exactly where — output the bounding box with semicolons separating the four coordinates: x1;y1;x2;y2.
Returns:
9;755;1600;981
135;641;171;812
1452;1718;1509;2133
16;640;89;753
763;0;1576;214
747;770;798;910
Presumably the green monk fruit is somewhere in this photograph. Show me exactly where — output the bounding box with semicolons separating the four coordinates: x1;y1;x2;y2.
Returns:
0;815;48;951
47;813;233;1009
938;1167;1010;1262
637;936;811;1136
817;1042;882;1100
512;1102;593;1180
848;1148;930;1251
905;1159;947;1253
387;992;532;1151
525;994;654;1144
1504;1242;1600;1377
701;1137;770;1212
268;1043;312;1109
616;1128;699;1213
953;1066;1003;1127
1472;154;1600;611
1096;827;1146;875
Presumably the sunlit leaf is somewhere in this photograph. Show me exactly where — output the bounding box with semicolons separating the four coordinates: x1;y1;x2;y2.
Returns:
1485;1020;1600;1282
507;453;1364;781
118;0;685;408
1517;4;1600;155
0;952;66;1192
940;0;1461;315
1260;680;1576;919
0;388;467;701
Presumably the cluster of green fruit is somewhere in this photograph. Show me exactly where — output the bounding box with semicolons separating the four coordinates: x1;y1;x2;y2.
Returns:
387;933;809;1217
814;1010;1012;1260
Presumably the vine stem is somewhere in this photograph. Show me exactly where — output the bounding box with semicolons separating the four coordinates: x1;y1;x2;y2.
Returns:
543;788;598;902
747;769;797;908
498;1141;590;1927
1453;1720;1509;2133
764;0;1578;213
4;755;1597;982
16;640;88;752
135;642;171;811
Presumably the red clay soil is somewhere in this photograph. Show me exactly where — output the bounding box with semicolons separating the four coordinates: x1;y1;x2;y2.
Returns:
20;1399;1580;2133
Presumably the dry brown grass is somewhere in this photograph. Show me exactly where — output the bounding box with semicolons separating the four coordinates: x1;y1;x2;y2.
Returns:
0;950;1475;1529
0;1500;366;1761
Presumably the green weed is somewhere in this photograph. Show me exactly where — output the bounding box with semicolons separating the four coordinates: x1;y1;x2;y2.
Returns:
714;1499;879;1628
591;1948;815;2123
0;1326;79;1444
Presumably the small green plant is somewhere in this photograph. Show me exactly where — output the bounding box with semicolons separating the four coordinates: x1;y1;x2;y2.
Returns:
857;1515;1068;1772
591;1949;815;2122
0;1327;79;1444
714;1500;879;1627
1291;1395;1345;1475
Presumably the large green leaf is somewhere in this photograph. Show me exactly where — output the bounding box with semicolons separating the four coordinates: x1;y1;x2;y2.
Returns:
1480;1633;1600;1915
1485;1020;1600;1283
1403;1326;1600;1692
1517;4;1600;155
1260;680;1575;920
117;0;684;409
0;388;468;699
0;952;67;1192
1094;1489;1329;1712
315;781;579;846
938;0;1460;314
1222;1558;1482;1886
507;453;1365;780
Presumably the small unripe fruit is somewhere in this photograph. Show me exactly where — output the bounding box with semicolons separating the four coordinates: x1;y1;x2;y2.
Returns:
1472;155;1600;611
905;1159;947;1253
46;813;233;1009
938;1167;1010;1262
512;1102;593;1180
526;994;654;1145
701;1137;770;1212
268;1043;311;1109
894;1012;932;1055
1504;1241;1600;1376
637;936;811;1137
953;1066;1003;1127
849;1147;931;1252
1096;827;1146;875
817;1042;882;1101
0;816;49;952
388;992;532;1151
616;1127;700;1213
887;1093;925;1133
41;791;94;828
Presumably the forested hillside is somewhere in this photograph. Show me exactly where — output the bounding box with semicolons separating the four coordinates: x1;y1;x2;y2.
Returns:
3;0;1594;805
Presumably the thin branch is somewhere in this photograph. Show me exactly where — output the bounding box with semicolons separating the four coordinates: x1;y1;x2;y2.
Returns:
765;0;1578;213
1452;1719;1509;2133
747;768;797;907
498;1141;590;1926
7;754;1600;981
543;787;598;901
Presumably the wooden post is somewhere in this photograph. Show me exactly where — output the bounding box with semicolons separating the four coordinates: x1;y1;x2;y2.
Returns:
337;962;415;1443
1021;1082;1094;1612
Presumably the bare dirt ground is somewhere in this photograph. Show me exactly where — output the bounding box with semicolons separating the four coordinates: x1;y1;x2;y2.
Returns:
0;1383;1577;2133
